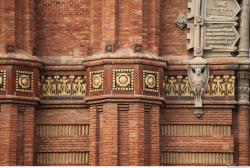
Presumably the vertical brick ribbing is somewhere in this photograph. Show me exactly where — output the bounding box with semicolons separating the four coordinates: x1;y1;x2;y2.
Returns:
23;106;35;165
150;105;160;165
0;104;18;165
100;103;118;165
89;105;101;165
129;103;144;165
238;107;249;165
144;105;151;165
144;104;160;165
233;109;239;164
118;104;129;165
101;0;118;51
0;1;4;52
3;0;16;51
130;0;143;46
16;106;25;165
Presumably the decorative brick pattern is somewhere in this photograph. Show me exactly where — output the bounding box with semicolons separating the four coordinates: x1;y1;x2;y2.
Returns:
113;69;134;91
36;152;89;165
37;124;89;137
161;152;233;165
0;70;7;91
41;75;86;97
143;70;159;92
16;71;33;93
164;75;236;97
90;70;104;92
35;0;91;56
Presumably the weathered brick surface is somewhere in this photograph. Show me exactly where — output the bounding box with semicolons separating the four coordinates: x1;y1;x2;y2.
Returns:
35;0;91;56
0;104;18;165
238;107;249;165
160;0;190;56
0;0;249;166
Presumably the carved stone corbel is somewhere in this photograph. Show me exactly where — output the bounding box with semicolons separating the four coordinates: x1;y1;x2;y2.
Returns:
237;71;250;103
187;57;210;118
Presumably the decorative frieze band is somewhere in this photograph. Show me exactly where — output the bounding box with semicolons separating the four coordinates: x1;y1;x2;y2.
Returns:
0;70;7;91
41;75;86;97
164;75;235;97
161;152;233;165
36;152;89;165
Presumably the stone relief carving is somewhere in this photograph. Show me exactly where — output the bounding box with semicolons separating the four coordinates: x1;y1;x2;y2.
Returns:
238;0;250;58
164;75;235;97
237;72;250;103
42;75;86;97
187;0;241;57
176;15;187;30
187;57;210;118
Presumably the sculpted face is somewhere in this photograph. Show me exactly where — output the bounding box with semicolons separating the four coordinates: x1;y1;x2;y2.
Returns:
191;65;205;76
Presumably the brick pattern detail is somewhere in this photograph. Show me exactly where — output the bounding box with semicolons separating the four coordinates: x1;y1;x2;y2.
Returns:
118;104;129;165
0;104;18;165
36;108;90;165
238;107;249;165
160;108;234;166
35;0;91;56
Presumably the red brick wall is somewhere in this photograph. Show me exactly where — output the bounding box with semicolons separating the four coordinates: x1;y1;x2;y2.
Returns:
0;104;35;166
35;0;91;57
160;108;235;165
0;104;18;165
36;107;89;165
160;0;190;56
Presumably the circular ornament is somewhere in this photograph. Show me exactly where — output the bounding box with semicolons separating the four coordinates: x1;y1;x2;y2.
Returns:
145;74;156;89
116;73;130;87
92;74;102;89
19;75;31;89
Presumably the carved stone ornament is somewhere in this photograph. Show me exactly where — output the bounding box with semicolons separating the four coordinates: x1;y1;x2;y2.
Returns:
176;15;187;30
187;0;241;57
237;72;250;103
187;57;210;118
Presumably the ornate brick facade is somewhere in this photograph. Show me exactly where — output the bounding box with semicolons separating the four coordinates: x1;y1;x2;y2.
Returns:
0;0;250;166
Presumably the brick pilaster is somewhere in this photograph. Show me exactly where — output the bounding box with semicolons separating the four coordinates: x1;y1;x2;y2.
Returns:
129;103;144;165
238;107;249;165
89;105;100;165
23;105;35;165
0;104;18;165
100;103;118;165
149;105;160;165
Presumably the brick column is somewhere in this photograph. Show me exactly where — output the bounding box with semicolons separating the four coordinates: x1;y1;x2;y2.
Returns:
238;107;249;165
149;105;160;165
89;103;119;166
237;71;250;165
23;105;35;165
100;103;118;165
0;104;18;165
129;103;144;165
89;105;100;165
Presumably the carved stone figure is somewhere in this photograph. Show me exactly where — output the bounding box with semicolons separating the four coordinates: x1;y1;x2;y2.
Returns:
187;57;210;118
176;15;187;30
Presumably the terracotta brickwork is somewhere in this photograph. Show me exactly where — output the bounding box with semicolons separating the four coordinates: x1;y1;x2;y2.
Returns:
36;108;89;165
35;0;91;56
0;0;250;166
